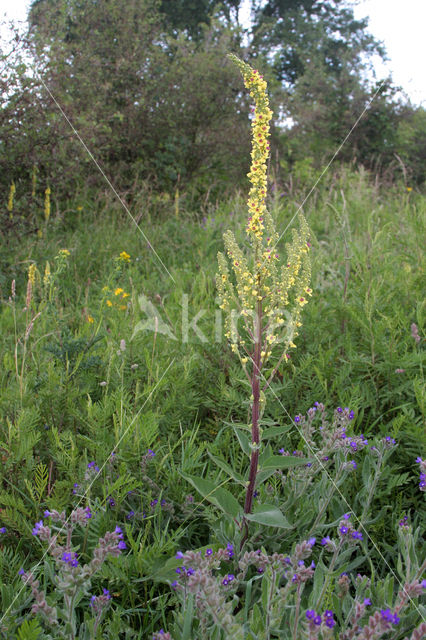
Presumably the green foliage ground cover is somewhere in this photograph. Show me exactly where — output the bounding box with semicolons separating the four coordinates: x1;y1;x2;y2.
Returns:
0;168;425;637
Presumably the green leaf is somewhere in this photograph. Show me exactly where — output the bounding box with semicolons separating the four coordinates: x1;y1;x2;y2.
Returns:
261;425;292;439
255;468;278;488
262;455;310;469
245;503;291;528
207;450;245;485
232;426;251;457
180;472;241;518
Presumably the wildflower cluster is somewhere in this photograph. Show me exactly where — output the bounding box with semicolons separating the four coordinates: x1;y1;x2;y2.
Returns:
416;456;426;491
305;607;336;629
278;404;368;476
104;285;130;310
20;508;126;632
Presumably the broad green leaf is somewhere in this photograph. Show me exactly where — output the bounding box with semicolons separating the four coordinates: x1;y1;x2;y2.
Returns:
245;503;291;528
261;425;292;439
255;468;278;488
180;472;241;518
207;451;245;485
262;455;310;469
232;426;251;457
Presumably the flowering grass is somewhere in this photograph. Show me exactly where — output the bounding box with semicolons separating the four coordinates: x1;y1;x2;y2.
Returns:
0;60;425;639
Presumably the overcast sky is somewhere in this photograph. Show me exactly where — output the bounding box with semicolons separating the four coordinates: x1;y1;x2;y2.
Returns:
1;0;425;105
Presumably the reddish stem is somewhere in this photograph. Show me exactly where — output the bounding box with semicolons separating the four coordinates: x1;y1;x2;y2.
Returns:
241;297;262;547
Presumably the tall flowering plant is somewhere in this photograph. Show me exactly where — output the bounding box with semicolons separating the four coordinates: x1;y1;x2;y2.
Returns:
216;55;312;541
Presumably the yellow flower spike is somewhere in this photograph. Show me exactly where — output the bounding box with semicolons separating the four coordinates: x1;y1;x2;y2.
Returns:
44;186;51;222
28;264;37;287
7;182;16;216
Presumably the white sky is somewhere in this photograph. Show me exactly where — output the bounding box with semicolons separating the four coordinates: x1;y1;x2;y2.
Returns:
1;0;425;105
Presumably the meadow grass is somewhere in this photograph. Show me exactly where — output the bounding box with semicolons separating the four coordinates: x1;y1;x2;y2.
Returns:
0;167;424;638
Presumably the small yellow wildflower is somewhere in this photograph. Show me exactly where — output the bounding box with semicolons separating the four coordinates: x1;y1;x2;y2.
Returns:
59;249;70;257
122;292;129;298
406;187;412;192
114;288;124;296
77;206;83;211
106;300;113;307
119;251;131;262
119;304;127;310
87;315;94;323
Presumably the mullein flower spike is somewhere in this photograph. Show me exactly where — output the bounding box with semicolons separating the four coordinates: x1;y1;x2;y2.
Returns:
217;55;311;370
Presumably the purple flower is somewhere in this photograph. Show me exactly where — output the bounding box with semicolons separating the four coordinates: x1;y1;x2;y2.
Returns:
176;551;184;559
72;483;79;494
321;536;331;545
171;580;178;589
415;457;422;463
421;579;426;589
147;449;155;457
308;537;316;546
343;513;351;520
313;615;322;626
294;416;301;423
205;548;213;556
115;526;123;538
87;461;99;471
339;526;348;535
150;499;158;507
352;531;363;540
117;540;127;550
61;551;78;567
350;460;357;469
126;510;135;519
324;609;334;618
381;608;399;625
306;609;315;620
102;588;111;599
226;543;234;558
0;527;6;534
364;598;371;606
43;510;51;518
279;448;285;454
32;520;43;536
325;617;336;628
18;568;25;576
349;411;354;420
85;507;92;519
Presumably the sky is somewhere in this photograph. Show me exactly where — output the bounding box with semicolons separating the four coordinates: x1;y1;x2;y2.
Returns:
1;0;425;105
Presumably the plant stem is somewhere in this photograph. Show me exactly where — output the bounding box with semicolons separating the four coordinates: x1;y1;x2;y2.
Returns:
241;297;262;547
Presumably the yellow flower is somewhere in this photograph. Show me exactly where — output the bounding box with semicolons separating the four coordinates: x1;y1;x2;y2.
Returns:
7;182;16;214
28;264;37;286
77;206;83;211
106;300;113;307
87;315;94;323
59;249;70;257
119;251;131;262
122;292;129;298
119;304;127;310
114;287;124;296
44;186;51;222
406;187;412;192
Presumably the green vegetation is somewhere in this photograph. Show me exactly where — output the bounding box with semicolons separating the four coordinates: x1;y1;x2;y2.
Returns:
0;1;425;638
